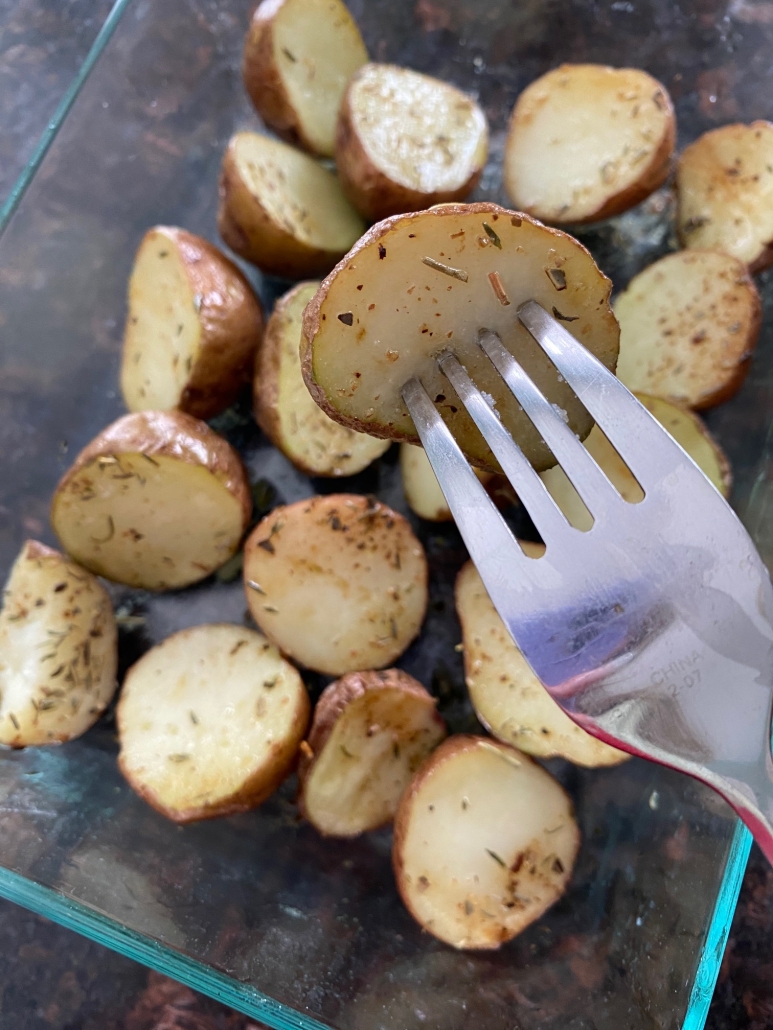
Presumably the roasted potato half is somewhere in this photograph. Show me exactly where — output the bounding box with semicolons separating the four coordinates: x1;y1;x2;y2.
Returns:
255;281;390;476
243;0;368;158
677;121;773;271
120;226;264;420
302;203;619;472
0;541;118;747
335;64;488;221
455;557;629;767
298;669;446;837
393;736;580;949
51;411;251;591
218;132;366;278
504;64;675;225
118;624;309;823
614;249;760;408
243;494;428;675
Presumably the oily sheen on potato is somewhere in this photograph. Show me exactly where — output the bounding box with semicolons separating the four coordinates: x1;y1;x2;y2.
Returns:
120;226;264;420
51;411;251;590
243;494;428;675
677;121;773;271
302;203;619;472
504;64;675;224
614;249;760;408
298;669;446;837
455;558;628;767
118;624;309;823
243;0;368;158
335;64;488;221
255;281;389;476
393;736;580;949
0;541;118;747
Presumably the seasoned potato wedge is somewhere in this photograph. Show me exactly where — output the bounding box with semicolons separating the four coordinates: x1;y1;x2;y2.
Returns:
298;669;446;836
0;541;118;747
218;132;366;278
255;281;390;475
120;227;264;420
117;624;309;823
614;249;760;408
677;121;773;271
400;443;492;521
243;494;428;675
243;0;368;158
393;736;580;949
541;393;731;530
51;411;251;591
335;64;488;221
504;64;675;225
302;203;619;472
455;558;629;767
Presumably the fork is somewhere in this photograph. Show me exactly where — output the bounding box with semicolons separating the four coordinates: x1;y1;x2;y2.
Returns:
402;300;773;865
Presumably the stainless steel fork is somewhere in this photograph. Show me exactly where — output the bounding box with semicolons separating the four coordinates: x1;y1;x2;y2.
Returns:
402;300;773;864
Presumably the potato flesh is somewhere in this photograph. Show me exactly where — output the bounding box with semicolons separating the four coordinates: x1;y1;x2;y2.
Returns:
232;133;365;250
456;561;628;767
303;687;445;836
273;0;368;157
118;624;308;820
614;249;758;408
305;206;619;472
678;122;773;268
346;65;487;193
52;453;245;590
504;65;673;223
396;738;578;949
0;543;117;746
120;230;200;412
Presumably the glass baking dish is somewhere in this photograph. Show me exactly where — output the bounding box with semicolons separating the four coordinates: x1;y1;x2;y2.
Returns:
0;0;771;1027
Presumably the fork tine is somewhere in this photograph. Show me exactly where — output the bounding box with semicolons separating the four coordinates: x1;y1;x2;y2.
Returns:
518;300;688;489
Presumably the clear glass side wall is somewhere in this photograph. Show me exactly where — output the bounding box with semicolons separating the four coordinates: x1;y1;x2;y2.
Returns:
0;2;771;1029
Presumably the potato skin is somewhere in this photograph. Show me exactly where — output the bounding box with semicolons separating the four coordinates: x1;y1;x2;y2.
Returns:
242;0;306;150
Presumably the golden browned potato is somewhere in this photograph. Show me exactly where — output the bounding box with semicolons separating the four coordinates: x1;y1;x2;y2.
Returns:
243;494;428;675
255;281;390;475
243;0;368;158
117;624;309;823
298;669;446;836
335;64;488;221
51;411;251;591
120;226;264;420
614;249;761;408
0;540;118;747
677;121;773;271
393;736;580;949
302;203;619;472
218;132;366;278
504;64;675;224
455;557;629;767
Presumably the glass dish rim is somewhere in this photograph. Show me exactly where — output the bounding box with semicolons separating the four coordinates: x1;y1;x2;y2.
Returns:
0;1;754;1027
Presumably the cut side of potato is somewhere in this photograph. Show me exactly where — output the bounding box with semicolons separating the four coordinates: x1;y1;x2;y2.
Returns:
117;624;309;823
120;226;264;420
255;281;390;476
51;411;251;591
677;121;773;271
614;249;760;409
393;735;580;949
335;64;488;221
400;443;492;521
243;493;428;675
218;132;366;279
298;669;446;836
243;0;368;158
0;540;118;747
455;558;629;768
302;203;619;472
504;64;675;225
